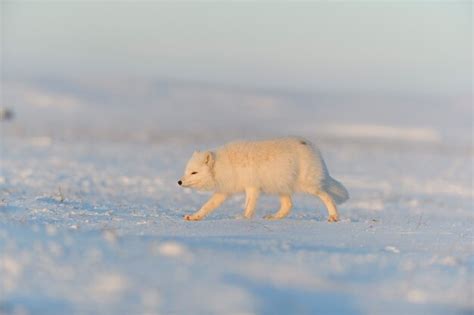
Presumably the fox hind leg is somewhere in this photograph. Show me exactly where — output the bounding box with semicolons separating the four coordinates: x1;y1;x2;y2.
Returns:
317;190;339;222
264;195;293;220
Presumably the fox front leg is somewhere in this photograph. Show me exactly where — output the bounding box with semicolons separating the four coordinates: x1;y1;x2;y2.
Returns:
184;193;227;221
243;187;260;219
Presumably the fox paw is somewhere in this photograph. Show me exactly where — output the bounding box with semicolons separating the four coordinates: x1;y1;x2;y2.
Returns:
263;214;283;220
184;214;202;221
327;215;339;223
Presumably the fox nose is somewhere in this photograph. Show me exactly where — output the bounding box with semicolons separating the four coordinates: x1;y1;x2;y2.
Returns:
178;180;182;186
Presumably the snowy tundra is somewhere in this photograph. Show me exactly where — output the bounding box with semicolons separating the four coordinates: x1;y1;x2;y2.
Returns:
179;137;349;221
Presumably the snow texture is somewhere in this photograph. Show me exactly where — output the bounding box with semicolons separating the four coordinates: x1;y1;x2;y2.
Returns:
0;78;473;315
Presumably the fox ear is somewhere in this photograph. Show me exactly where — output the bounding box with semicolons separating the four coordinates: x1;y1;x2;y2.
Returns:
204;151;214;168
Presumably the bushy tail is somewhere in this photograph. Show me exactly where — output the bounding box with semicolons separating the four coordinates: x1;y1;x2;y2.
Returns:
324;177;349;204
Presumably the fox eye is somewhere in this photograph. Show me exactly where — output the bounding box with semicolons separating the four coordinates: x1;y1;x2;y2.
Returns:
191;172;198;175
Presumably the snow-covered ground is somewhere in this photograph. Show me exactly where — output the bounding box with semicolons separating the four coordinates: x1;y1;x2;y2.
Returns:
0;78;473;315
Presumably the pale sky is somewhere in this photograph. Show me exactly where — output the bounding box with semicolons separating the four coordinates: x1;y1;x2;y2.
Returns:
1;1;472;96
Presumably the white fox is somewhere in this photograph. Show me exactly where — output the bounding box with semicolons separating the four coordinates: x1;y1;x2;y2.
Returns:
178;137;349;222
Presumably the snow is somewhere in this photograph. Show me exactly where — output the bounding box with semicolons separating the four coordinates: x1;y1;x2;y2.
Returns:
319;124;441;143
0;77;473;315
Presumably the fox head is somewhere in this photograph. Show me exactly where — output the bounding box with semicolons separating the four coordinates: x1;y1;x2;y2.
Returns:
178;151;216;190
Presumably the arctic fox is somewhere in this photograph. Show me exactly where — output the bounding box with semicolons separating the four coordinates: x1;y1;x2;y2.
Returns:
178;137;349;222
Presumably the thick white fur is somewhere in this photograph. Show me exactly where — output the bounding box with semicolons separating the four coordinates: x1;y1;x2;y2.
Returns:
179;137;349;222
